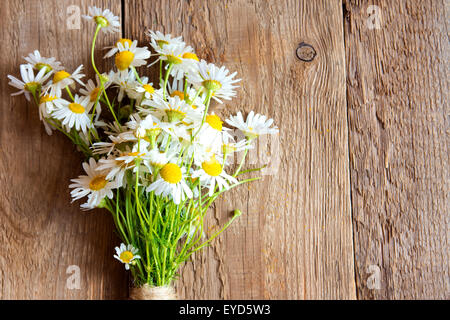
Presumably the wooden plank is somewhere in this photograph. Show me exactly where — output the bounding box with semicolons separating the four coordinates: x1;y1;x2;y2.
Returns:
344;0;449;299
125;0;356;299
0;0;127;299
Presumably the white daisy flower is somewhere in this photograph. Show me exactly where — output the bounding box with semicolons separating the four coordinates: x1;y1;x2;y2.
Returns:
192;155;238;196
104;145;152;180
188;60;241;103
147;163;193;204
8;64;53;101
114;243;141;270
183;86;206;113
52;95;93;134
225;111;278;139
114;40;150;75
46;65;85;97
121;75;152;105
158;121;191;143
161;79;206;113
96;148;148;187
172;51;200;79
123;114;161;142
83;6;120;33
194;113;225;153
156;44;200;80
110;70;141;102
38;94;66;135
69;158;118;209
24;50;63;74
135;82;156;101
221;135;253;156
38;94;65;115
152;42;198;79
147;30;184;51
115;149;149;168
79;74;112;120
92;134;127;156
96;155;129;187
183;140;215;165
104;38;133;58
143;95;201;124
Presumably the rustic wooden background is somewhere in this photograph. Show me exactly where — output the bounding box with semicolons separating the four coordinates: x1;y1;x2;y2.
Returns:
0;0;447;299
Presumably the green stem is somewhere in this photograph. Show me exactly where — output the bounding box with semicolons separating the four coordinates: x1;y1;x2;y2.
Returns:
90;24;121;129
236;165;266;176
90;25;102;75
190;214;240;254
131;66;143;84
162;63;174;100
164;135;172;153
233;148;249;177
191;89;212;141
65;86;75;101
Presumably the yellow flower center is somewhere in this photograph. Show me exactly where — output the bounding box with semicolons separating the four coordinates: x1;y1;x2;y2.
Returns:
89;175;107;191
166;109;186;123
39;95;57;104
90;87;101;102
144;127;161;143
116;38;133;47
156;40;169;48
94;16;109;27
202;80;222;91
143;84;155;95
205;114;223;131
53;70;70;83
160;163;182;184
115;51;135;70
202;157;222;177
68;103;85;114
24;82;40;93
119;251;134;263
170;90;185;100
182;52;199;61
35;63;52;72
166;54;182;64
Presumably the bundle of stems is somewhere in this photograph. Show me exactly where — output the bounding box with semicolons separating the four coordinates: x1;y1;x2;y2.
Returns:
7;6;278;292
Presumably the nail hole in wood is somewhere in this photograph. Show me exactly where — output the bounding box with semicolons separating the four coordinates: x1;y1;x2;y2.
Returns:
296;42;316;62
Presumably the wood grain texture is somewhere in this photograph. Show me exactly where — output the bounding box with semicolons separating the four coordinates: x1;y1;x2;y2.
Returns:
344;0;449;299
125;0;356;299
0;0;128;299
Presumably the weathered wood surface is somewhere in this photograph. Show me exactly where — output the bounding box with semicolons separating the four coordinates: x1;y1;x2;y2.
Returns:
0;0;127;299
344;0;449;299
125;0;356;299
0;0;448;300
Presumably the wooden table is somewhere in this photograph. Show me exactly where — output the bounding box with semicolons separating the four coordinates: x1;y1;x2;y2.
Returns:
0;0;447;299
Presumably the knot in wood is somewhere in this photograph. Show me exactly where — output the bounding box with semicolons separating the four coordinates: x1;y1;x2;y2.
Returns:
296;42;316;62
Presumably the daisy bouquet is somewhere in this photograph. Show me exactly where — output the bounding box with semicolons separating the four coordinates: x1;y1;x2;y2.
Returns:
8;7;278;299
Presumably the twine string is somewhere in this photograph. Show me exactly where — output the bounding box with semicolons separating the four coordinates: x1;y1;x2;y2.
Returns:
130;285;177;300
